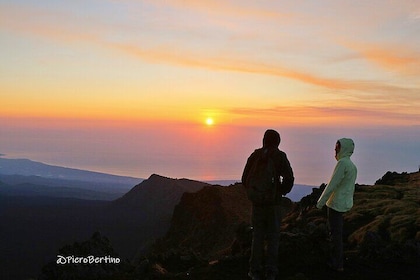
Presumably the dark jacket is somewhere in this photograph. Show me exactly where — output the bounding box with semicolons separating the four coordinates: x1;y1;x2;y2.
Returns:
242;147;294;196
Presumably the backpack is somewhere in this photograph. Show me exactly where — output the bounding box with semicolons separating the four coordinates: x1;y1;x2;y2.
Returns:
245;148;279;205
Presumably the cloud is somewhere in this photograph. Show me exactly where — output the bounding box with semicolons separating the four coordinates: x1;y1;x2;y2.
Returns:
1;2;419;109
342;41;420;75
228;105;420;126
0;6;376;90
110;40;420;102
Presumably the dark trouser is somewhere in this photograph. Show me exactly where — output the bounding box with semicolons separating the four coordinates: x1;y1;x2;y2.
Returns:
327;207;344;269
249;204;281;275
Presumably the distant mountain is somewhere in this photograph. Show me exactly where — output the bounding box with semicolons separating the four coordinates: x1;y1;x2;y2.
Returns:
0;157;312;201
113;174;210;225
0;173;139;200
0;179;121;200
205;179;239;186
0;173;208;280
285;184;314;202
0;157;143;200
0;157;141;186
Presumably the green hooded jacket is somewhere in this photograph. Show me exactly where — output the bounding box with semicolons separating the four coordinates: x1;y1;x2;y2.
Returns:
316;138;358;212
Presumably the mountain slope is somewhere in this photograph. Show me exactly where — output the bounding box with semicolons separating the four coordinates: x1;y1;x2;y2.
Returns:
0;173;208;280
152;183;254;258
112;174;210;225
0;157;140;186
0;158;142;200
0;179;120;200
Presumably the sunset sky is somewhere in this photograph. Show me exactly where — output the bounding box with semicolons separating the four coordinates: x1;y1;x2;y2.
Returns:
1;0;419;185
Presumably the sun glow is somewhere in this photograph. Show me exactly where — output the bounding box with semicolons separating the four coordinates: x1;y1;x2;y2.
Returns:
205;117;214;126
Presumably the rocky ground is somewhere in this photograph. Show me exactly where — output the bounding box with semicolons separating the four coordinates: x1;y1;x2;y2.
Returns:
39;171;420;279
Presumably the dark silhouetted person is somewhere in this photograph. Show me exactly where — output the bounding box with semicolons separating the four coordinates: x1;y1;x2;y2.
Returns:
242;129;294;280
317;138;357;272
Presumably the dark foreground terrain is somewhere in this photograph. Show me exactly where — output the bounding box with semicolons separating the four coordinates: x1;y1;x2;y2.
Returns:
36;171;419;280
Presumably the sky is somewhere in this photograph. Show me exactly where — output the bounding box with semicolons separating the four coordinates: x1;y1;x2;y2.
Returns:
1;0;419;185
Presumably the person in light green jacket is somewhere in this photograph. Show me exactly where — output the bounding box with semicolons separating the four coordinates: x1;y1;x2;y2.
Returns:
317;138;357;272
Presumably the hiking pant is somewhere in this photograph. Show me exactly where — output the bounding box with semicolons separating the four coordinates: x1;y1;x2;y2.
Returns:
328;207;344;269
249;204;281;275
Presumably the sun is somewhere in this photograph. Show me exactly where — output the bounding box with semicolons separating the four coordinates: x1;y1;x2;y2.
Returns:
205;117;214;126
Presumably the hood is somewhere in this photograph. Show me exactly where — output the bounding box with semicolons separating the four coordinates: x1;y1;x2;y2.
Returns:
263;129;281;148
336;138;354;160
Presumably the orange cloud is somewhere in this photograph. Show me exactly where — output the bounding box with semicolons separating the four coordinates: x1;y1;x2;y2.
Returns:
2;3;418;110
228;105;420;127
111;40;420;99
342;41;420;75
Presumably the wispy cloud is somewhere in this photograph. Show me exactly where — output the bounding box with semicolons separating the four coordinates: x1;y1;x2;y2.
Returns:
1;1;419;117
111;41;420;101
342;41;420;75
0;5;383;89
228;105;420;126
